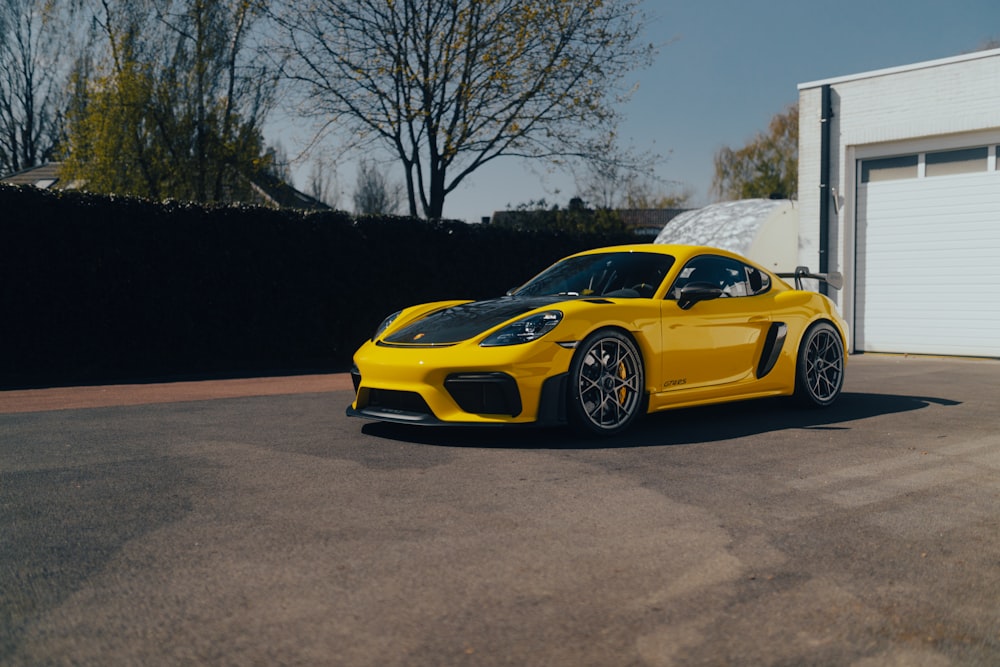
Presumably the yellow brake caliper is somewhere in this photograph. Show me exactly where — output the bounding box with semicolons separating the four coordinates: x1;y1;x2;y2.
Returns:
618;362;627;405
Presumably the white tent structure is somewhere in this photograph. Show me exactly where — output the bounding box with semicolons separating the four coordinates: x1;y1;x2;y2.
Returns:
653;199;799;272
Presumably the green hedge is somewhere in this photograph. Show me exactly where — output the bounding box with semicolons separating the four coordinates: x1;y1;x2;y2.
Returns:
0;185;639;388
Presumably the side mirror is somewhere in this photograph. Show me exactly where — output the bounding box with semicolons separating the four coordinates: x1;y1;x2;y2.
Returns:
677;282;724;310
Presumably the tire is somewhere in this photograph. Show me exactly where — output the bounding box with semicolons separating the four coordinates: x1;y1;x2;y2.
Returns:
793;322;845;407
567;329;645;436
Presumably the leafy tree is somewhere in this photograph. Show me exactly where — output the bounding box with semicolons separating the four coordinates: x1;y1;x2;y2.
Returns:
62;48;163;196
60;0;276;202
712;103;798;201
0;0;76;175
270;0;656;219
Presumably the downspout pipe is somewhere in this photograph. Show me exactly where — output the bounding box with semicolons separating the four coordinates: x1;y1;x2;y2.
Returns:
818;84;832;296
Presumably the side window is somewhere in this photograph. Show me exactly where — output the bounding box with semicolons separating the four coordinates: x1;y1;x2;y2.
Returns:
669;255;768;299
745;265;771;296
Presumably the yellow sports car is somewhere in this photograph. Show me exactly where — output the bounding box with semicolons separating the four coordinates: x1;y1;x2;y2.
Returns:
348;244;847;436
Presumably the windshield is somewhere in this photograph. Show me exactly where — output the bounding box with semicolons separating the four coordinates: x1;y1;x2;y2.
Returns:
513;252;676;298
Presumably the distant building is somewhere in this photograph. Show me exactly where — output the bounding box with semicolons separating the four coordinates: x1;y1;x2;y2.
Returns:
0;162;81;190
245;170;330;211
1;162;329;211
617;208;692;237
490;205;692;236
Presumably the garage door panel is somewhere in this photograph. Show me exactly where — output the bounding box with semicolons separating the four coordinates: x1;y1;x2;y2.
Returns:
856;170;1000;357
862;241;999;258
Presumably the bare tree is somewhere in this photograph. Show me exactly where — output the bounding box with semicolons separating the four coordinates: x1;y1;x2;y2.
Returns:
576;138;687;210
270;0;655;218
0;0;76;174
262;142;292;182
307;156;337;208
153;0;276;200
352;159;403;216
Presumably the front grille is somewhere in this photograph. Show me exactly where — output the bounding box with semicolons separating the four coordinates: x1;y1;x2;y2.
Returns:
367;389;433;415
445;373;522;417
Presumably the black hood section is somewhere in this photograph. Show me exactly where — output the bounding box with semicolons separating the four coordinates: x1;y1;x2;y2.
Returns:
383;296;567;345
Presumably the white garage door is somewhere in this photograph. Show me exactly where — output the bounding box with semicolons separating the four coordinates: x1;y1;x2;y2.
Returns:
856;147;1000;357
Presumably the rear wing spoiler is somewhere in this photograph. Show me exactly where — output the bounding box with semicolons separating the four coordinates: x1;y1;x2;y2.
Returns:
777;266;843;291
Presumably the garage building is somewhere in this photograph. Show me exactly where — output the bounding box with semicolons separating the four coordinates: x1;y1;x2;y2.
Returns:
798;47;1000;358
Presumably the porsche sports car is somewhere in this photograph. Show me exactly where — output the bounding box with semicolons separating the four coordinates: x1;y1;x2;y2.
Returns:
347;244;847;436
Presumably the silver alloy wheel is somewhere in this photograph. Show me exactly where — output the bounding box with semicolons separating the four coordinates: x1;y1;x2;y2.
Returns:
570;331;644;434
796;322;844;406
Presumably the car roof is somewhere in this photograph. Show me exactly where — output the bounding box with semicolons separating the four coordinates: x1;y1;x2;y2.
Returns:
567;244;787;284
570;243;746;263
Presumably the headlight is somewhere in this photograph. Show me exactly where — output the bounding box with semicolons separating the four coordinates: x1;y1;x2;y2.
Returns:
480;310;563;347
373;310;402;341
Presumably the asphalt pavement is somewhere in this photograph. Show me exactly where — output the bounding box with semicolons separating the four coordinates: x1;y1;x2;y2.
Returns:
1;354;998;666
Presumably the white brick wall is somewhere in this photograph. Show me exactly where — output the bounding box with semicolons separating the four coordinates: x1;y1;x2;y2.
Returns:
797;48;1000;318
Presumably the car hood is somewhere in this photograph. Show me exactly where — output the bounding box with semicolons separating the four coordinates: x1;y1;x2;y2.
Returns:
383;296;567;345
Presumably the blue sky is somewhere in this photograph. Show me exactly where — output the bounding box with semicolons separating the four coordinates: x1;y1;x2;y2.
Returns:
281;0;1000;220
438;0;1000;221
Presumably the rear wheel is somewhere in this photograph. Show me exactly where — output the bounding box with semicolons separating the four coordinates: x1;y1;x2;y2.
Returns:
567;329;645;436
794;322;845;407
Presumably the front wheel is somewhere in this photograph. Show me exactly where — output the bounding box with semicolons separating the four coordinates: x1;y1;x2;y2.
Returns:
794;322;845;407
567;329;645;436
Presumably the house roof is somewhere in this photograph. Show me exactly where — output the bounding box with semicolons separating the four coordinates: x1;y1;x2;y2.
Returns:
799;46;1000;90
1;162;330;210
248;171;330;210
0;163;69;189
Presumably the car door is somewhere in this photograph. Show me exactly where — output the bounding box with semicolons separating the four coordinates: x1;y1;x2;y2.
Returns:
659;254;773;391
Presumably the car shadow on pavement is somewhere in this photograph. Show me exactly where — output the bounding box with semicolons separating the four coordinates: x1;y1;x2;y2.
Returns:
359;391;961;450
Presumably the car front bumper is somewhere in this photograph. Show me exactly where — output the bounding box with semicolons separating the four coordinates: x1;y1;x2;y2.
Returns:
347;340;573;426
